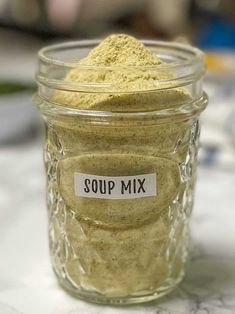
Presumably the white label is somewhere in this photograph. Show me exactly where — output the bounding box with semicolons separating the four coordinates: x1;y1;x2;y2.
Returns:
74;173;157;200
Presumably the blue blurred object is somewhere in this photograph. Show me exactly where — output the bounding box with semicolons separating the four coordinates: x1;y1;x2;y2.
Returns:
196;16;235;49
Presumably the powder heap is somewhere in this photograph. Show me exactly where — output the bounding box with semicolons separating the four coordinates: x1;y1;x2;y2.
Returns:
53;34;189;111
79;34;162;66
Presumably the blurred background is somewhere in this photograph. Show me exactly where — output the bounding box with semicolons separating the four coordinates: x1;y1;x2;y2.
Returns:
0;0;235;169
0;2;235;313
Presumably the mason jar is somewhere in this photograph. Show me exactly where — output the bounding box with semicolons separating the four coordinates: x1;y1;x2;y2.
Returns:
35;40;208;304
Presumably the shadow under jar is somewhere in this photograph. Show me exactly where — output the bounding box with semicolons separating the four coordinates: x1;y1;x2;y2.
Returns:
35;40;208;304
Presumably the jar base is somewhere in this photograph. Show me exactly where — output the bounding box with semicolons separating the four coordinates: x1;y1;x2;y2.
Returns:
55;271;185;305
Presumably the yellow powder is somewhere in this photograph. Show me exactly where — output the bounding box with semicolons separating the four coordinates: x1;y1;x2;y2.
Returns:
79;34;162;66
52;34;189;111
47;34;193;298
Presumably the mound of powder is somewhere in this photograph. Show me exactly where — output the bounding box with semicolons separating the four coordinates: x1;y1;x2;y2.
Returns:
53;34;190;111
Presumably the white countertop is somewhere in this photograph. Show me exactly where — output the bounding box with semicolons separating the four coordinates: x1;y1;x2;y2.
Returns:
0;145;235;314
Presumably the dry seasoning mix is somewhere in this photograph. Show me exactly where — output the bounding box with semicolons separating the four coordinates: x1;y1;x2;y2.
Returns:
45;35;197;297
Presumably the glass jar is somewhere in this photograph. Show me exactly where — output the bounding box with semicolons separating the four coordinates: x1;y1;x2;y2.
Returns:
35;40;208;304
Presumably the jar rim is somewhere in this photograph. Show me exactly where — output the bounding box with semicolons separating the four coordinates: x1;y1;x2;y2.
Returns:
38;39;204;69
36;39;205;93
